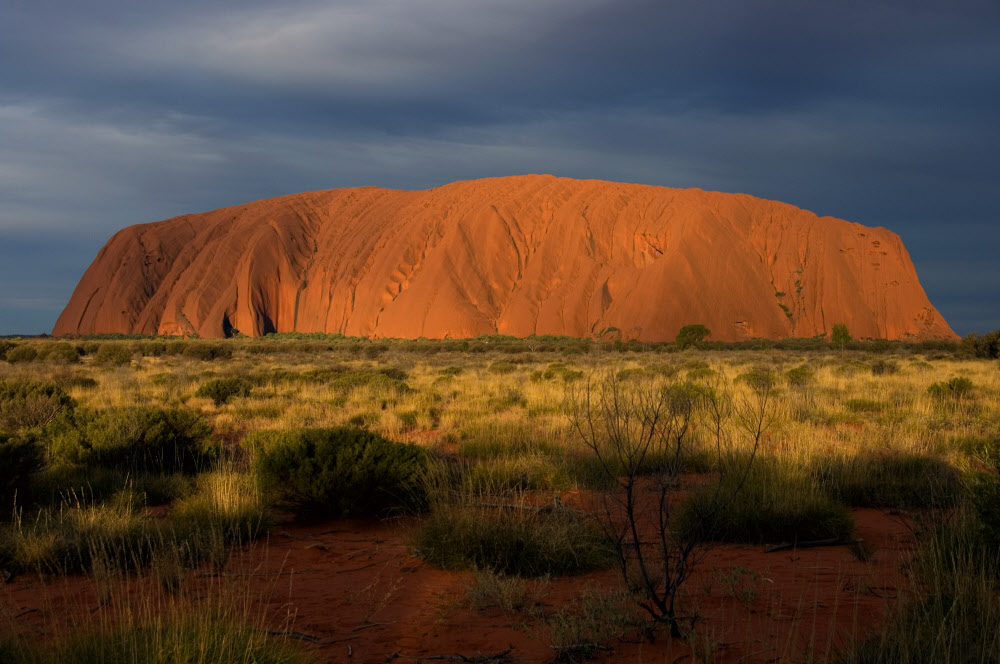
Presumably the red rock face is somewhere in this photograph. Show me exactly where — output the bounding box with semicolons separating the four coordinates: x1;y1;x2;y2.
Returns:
53;175;956;341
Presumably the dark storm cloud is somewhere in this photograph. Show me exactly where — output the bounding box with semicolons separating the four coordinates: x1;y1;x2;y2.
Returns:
0;0;997;334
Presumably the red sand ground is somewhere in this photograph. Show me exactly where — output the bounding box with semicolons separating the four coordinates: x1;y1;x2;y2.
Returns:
3;505;913;664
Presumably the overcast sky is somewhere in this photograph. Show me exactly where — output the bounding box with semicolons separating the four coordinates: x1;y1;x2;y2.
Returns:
1;0;997;335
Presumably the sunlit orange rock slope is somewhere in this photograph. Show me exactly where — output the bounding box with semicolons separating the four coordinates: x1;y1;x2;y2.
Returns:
53;175;956;341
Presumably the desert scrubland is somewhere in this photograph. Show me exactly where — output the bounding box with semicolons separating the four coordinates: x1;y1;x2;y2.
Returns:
1;333;998;663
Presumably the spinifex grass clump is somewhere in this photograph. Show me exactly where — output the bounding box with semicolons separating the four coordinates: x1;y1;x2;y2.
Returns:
416;503;612;577
0;597;311;664
836;508;1000;663
171;470;271;552
675;457;854;544
250;426;428;517
548;584;643;661
457;419;560;459
0;495;156;574
0;470;268;575
812;452;962;509
27;466;193;510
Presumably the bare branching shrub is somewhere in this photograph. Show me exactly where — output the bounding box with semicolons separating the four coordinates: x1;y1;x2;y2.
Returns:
566;369;773;638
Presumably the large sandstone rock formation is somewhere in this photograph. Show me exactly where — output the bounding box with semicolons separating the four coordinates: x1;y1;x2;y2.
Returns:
53;175;955;341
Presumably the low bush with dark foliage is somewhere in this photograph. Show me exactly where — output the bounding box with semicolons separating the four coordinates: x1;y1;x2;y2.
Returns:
928;377;975;400
0;379;75;431
0;432;44;511
48;407;218;473
181;343;232;361
870;359;900;376
4;345;37;364
250;427;428;517
961;330;1000;359
93;343;133;367
195;377;253;406
37;343;80;364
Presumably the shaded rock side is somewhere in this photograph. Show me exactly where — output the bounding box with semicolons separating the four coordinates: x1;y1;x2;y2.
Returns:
53;175;956;341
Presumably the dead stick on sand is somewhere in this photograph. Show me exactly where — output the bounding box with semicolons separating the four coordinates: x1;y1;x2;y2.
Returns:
336;561;383;574
385;647;515;663
764;538;849;553
260;629;323;643
199;569;324;578
352;621;397;632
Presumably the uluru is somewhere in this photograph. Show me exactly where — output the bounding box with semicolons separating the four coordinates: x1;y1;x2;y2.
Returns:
53;175;955;342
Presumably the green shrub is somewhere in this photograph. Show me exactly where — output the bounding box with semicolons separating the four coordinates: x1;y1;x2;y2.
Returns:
49;407;218;473
0;379;75;430
960;329;1000;359
0;432;44;511
928;377;975;400
968;473;1000;548
250;427;428;517
844;398;886;413
346;412;377;428
181;343;232;361
487;387;527;410
134;473;196;506
737;367;777;392
675;458;854;544
195;377;253;406
870;359;900;376
378;366;408;381
28;465;132;508
60;375;99;390
328;371;411;397
397;410;419;429
416;504;611;576
813;453;962;509
37;342;80;364
488;360;518;374
675;324;711;349
5;345;37;363
785;366;815;387
835;360;869;376
831;323;852;348
93;343;133;367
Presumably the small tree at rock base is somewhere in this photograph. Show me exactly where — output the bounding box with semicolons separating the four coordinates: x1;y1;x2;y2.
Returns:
675;324;711;350
831;323;852;349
